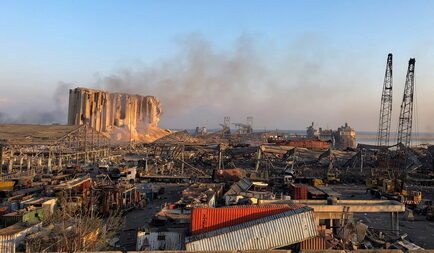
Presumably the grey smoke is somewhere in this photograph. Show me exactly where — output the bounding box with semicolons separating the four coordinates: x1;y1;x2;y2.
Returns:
92;33;378;130
0;82;70;125
4;33;429;131
0;112;12;124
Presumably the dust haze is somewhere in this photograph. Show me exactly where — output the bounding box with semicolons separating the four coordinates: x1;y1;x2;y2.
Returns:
0;82;69;124
92;34;379;130
2;33;434;132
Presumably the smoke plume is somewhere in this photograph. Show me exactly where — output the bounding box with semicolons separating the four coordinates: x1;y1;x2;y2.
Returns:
91;33;378;130
4;33;432;132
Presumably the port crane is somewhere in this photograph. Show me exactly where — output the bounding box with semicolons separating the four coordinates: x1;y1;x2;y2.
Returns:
377;53;393;146
397;58;416;147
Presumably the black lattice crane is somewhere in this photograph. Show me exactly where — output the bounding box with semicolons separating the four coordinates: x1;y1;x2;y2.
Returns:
377;53;393;146
397;58;416;147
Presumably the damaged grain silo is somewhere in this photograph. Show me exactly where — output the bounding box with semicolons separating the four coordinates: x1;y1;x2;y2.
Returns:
67;87;170;142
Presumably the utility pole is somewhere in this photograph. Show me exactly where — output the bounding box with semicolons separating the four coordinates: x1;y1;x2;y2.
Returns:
397;58;416;148
377;53;393;146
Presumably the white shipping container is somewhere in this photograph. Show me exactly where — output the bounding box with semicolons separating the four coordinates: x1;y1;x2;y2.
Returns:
186;206;317;251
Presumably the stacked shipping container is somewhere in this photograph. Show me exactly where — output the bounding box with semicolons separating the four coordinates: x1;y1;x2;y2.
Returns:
289;184;308;200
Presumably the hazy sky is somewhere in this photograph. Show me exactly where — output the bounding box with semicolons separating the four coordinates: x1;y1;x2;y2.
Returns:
1;1;434;132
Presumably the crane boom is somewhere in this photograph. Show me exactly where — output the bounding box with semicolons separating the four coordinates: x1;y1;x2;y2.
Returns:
397;58;416;147
377;53;393;146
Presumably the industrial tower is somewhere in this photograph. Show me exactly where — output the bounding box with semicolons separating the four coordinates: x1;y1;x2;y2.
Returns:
397;58;416;147
377;53;393;146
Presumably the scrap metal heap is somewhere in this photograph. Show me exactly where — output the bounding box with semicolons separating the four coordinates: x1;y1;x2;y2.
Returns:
0;124;110;175
1;72;434;252
1;121;433;251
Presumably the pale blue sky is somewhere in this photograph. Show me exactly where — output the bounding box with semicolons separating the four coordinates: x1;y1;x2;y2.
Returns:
1;1;434;131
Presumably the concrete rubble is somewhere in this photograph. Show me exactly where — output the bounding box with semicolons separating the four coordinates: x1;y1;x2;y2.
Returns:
0;91;433;252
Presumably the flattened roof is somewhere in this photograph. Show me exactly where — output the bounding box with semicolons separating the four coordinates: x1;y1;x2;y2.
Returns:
224;177;252;196
0;124;82;145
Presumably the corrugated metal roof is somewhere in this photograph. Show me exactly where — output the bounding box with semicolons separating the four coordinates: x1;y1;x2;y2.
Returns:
191;204;304;235
300;236;328;250
224;178;252;196
186;206;318;251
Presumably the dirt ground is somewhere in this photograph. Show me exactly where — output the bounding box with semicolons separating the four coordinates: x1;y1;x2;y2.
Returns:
119;183;188;251
332;184;434;249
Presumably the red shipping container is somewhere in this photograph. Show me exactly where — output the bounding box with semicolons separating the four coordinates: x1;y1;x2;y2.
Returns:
300;236;328;250
301;226;328;250
290;184;308;200
191;204;303;235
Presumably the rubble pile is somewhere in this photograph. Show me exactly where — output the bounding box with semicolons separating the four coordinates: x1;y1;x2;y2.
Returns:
1;120;434;252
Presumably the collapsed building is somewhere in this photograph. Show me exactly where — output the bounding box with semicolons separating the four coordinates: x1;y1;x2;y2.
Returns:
68;87;170;143
0;124;109;174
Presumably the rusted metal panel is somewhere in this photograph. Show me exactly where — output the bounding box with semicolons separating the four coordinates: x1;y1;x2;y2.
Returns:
191;204;304;235
272;139;331;149
186;206;317;251
300;236;328;250
290;184;308;200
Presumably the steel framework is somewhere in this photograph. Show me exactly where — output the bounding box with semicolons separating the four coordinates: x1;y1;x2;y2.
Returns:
377;53;393;146
397;58;416;147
